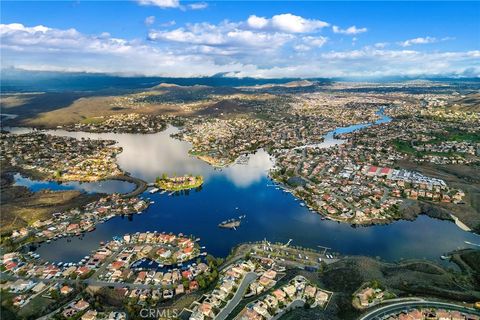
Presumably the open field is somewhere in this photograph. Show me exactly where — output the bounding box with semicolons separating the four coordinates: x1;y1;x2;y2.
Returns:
1;92;101;124
1;85;279;128
447;93;480;112
0;169;99;235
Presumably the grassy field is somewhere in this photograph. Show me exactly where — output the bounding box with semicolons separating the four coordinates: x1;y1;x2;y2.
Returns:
17;296;55;319
393;139;467;158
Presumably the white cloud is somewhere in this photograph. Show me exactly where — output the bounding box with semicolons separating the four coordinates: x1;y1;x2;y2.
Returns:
271;14;329;33
226;49;480;78
148;22;293;52
137;0;206;10
1;23;478;79
293;44;311;52
374;42;388;48
399;36;437;47
298;35;328;51
137;0;180;8
398;36;454;47
247;15;269;29
187;2;208;10
147;14;330;56
332;25;367;35
145;16;156;26
247;14;329;33
160;20;176;27
308;36;328;47
0;23;246;77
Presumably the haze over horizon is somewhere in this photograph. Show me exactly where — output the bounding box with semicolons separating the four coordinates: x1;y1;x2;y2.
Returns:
1;1;479;79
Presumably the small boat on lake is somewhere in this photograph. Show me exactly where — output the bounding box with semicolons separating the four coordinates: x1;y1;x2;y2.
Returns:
149;188;160;194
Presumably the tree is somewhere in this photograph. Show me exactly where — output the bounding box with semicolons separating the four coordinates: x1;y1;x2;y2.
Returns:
197;276;206;289
210;269;218;281
50;290;60;300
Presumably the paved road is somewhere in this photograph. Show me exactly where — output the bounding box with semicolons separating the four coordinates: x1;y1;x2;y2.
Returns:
84;279;155;289
215;272;258;320
20;283;52;310
109;174;148;198
1;272;159;291
359;300;480;320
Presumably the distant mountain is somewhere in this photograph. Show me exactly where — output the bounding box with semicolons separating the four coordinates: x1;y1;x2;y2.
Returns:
1;68;478;93
0;68;306;93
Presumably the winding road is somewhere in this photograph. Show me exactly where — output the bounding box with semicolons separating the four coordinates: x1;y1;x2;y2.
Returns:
215;272;258;320
359;300;480;320
109;174;148;198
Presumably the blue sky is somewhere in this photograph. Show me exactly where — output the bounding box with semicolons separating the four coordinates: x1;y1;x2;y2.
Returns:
1;1;479;78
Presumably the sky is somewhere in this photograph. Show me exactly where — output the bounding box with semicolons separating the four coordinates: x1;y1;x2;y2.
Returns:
1;1;479;78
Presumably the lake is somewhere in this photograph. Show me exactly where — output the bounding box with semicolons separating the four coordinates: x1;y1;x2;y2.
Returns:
13;173;136;194
6;112;480;264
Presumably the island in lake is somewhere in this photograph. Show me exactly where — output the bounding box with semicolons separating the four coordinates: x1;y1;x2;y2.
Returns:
155;174;204;191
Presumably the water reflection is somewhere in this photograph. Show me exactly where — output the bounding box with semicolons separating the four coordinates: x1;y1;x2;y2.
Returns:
13;173;135;194
6;126;272;188
222;149;274;188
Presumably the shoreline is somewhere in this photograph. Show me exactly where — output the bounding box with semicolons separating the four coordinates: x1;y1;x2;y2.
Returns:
4;124;478;234
268;174;480;235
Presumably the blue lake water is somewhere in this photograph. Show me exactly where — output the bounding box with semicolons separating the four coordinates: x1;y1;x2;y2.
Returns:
6;112;480;265
299;107;392;149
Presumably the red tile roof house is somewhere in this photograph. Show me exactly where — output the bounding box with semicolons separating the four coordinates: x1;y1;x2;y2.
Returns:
110;261;125;270
189;280;199;291
76;266;91;276
74;299;90;311
182;270;193;280
4;261;18;271
66;223;80;232
60;285;73;295
183;246;194;255
135;271;147;283
178;238;192;247
406;309;424;320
